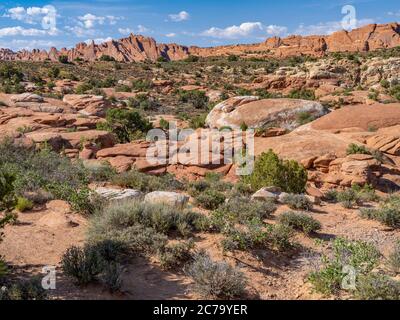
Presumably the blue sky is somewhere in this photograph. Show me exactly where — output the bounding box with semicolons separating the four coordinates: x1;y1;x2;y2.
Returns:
0;0;399;51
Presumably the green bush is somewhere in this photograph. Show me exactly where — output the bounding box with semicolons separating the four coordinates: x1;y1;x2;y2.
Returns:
184;252;247;299
112;170;184;192
279;212;321;235
280;194;313;211
97;108;153;143
61;245;104;285
360;207;400;228
0;170;16;211
15;197;33;212
287;89;315;101
0;277;47;300
195;189;226;210
58;55;69;64
243;150;307;194
360;195;400;228
189;113;207;129
158;241;194;270
389;85;400;101
346;143;370;156
266;223;295;252
388;241;400;275
131;79;153;91
99;55;116;62
337;189;361;208
355;274;400;300
308;238;380;295
100;262;123;292
178;90;209;109
211;196;276;231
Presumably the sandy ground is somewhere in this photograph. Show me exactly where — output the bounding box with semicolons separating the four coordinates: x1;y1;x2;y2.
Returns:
1;200;399;300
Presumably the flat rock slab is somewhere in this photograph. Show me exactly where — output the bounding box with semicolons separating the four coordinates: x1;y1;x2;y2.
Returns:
144;191;189;208
95;187;142;201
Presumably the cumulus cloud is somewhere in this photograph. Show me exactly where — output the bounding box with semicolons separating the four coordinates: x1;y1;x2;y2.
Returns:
84;37;113;45
65;25;97;37
295;18;375;36
78;13;121;29
3;6;58;27
388;11;400;17
118;25;151;35
168;11;190;22
2;39;59;50
0;26;51;37
202;22;287;39
165;33;177;38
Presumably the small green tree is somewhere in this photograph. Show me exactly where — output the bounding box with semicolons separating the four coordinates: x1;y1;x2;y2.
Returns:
97;108;153;143
58;55;69;64
243;150;307;194
0;171;16;212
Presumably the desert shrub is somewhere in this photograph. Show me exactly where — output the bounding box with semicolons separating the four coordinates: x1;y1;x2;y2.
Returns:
189;113;207;129
296;111;316;125
75;82;93;94
99;55;116;62
0;170;16;211
279;212;321;235
0;64;24;85
97;108;153;143
185;55;200;63
355;274;400;300
61;245;104;285
58;55;69;64
266;223;295;252
336;189;361;208
287;89;315;100
360;207;400;228
112;170;184;192
178;90;209;109
0;277;47;300
158;240;194;270
243;150;307;194
185;252;247;299
280;194;313;211
115;84;131;93
195;189;226;210
346;143;370;155
100;262;123;292
351;184;379;202
88;200;204;248
85;161;116;182
15;197;33;212
308;238;380;295
211;196;276;231
390;85;400;101
360;195;400;228
131;79;152;91
388;241;400;275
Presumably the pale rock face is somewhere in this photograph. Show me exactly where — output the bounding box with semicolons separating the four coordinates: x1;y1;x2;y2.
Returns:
63;94;110;117
251;187;280;202
144;191;189;208
95;187;142;201
206;97;327;130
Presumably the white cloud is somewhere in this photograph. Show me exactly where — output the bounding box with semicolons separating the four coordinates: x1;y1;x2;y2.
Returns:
3;39;58;50
295;18;375;36
65;25;97;37
202;22;287;39
165;33;177;38
4;5;57;25
118;27;134;35
84;37;113;45
78;13;121;29
0;26;49;37
388;11;400;17
168;11;190;22
118;25;151;35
